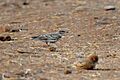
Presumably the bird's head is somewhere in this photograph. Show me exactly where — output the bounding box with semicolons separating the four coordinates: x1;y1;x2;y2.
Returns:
58;28;69;35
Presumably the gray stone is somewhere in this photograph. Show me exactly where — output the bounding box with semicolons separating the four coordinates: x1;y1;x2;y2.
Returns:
104;5;116;11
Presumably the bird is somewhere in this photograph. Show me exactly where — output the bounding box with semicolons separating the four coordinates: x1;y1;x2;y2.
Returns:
74;53;98;70
31;29;68;46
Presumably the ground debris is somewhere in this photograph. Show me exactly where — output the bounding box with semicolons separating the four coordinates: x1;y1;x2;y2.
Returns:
0;35;12;41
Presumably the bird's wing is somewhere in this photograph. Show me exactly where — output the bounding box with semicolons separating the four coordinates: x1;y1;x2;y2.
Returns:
32;32;62;41
36;33;59;40
38;34;48;40
51;33;61;39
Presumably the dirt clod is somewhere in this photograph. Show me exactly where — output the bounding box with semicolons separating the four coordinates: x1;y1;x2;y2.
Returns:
64;69;72;74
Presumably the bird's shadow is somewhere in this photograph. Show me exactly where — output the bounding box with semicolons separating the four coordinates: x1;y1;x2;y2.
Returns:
93;68;120;71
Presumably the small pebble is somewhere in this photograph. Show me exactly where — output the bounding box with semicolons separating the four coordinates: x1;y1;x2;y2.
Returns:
77;34;81;37
64;69;72;74
49;46;56;52
40;77;48;80
10;29;20;32
5;36;12;41
23;2;29;5
0;36;5;41
106;54;117;58
10;29;28;32
0;74;4;80
0;35;12;41
3;73;11;78
104;5;116;11
0;26;10;33
94;16;99;19
16;69;32;77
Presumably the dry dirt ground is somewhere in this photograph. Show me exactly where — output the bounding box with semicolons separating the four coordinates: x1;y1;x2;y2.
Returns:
0;0;120;80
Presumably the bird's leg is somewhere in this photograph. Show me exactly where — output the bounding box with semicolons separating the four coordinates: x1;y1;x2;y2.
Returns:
46;42;50;46
43;42;49;47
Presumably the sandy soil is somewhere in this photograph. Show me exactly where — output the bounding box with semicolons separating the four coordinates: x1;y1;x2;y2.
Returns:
0;0;120;80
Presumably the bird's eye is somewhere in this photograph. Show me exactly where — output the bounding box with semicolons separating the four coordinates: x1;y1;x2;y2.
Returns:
59;30;66;34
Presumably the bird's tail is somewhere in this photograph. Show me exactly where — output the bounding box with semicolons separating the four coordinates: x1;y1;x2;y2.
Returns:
31;36;39;40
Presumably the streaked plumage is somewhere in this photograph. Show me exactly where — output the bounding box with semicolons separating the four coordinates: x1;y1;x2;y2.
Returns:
31;29;68;45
